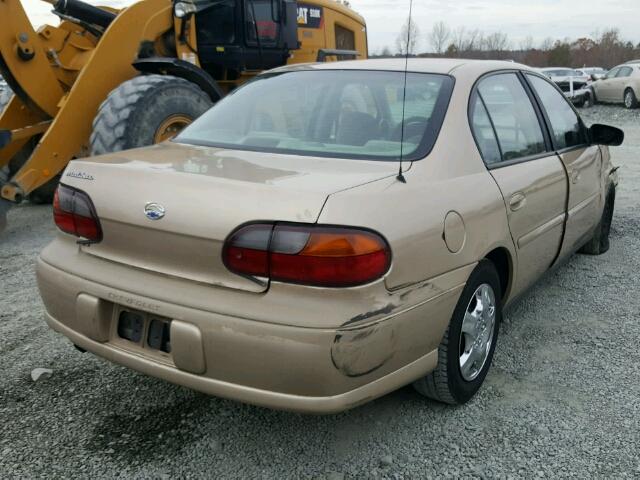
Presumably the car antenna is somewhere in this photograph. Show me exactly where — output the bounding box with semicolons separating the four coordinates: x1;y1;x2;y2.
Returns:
397;0;414;184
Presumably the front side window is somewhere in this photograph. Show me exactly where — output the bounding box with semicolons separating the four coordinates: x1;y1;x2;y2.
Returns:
604;67;620;80
527;75;587;150
177;70;454;161
617;67;633;78
476;73;546;161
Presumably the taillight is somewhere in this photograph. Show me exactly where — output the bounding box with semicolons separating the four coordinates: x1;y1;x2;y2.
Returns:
53;184;102;243
223;223;391;288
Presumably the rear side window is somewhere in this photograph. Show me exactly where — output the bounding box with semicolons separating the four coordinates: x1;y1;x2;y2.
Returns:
527;75;587;150
470;94;501;165
475;73;546;161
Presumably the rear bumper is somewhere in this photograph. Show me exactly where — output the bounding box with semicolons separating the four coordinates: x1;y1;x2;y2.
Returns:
44;311;438;414
37;257;463;414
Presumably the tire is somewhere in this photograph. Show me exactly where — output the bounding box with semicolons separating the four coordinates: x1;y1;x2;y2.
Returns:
624;89;638;109
90;75;213;156
583;91;595;108
588;87;598;106
413;260;502;405
579;186;616;255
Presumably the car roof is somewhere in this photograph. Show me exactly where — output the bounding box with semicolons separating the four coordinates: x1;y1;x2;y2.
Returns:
268;58;533;77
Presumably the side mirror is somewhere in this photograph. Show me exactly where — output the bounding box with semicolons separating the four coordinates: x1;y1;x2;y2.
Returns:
589;123;624;147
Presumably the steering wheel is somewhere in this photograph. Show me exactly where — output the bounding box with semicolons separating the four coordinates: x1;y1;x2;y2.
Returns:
393;116;429;142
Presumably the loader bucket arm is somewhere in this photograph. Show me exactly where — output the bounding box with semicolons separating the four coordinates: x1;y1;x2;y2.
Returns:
0;0;174;202
0;0;65;117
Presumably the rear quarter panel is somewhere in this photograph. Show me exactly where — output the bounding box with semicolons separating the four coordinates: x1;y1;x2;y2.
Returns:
319;66;516;301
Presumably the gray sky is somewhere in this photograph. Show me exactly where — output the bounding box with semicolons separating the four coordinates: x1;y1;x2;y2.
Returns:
25;0;640;53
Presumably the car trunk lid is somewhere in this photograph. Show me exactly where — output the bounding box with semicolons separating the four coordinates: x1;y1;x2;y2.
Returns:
60;142;397;292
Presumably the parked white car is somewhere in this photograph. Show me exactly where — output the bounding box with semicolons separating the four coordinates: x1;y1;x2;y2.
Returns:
575;67;607;81
538;67;591;107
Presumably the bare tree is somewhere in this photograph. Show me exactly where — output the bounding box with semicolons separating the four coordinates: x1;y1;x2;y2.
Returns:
452;26;466;53
483;32;510;52
465;29;483;52
428;21;450;55
540;37;554;52
395;16;421;55
519;35;535;52
380;46;393;57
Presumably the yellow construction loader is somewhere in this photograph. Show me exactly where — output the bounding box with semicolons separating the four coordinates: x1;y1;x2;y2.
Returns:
0;0;367;228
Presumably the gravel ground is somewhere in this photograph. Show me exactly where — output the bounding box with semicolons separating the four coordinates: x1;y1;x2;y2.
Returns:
1;105;639;479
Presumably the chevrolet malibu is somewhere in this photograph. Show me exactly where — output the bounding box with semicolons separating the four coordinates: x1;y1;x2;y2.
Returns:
37;59;623;413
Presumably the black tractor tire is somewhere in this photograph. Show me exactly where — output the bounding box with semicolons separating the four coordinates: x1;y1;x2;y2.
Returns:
413;260;502;405
624;88;639;109
579;186;616;255
90;75;213;156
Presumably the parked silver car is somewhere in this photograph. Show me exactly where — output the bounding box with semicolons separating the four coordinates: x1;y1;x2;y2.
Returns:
590;62;640;109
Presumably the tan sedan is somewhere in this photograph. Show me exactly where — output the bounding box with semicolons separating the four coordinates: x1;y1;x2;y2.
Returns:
37;59;622;413
590;61;640;109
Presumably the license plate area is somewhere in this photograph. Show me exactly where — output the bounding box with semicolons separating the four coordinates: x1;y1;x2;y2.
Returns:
115;308;171;355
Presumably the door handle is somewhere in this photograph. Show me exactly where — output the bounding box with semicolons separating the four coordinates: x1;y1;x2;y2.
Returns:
509;192;527;211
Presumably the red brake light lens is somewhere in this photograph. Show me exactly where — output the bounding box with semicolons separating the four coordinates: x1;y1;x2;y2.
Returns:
223;223;391;288
53;184;102;243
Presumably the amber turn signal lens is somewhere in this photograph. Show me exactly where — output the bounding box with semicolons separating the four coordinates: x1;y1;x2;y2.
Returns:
223;223;391;288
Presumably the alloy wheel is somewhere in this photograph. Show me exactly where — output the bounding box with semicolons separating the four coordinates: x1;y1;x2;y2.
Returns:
459;283;497;381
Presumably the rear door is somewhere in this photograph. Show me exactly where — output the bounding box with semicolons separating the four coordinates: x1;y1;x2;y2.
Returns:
526;73;603;258
470;72;568;296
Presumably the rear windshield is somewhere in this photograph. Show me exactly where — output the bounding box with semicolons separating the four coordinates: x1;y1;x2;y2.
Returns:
176;70;454;161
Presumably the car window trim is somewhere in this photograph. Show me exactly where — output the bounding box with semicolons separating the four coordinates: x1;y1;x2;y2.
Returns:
485;150;555;171
467;69;553;169
522;71;591;152
468;89;503;164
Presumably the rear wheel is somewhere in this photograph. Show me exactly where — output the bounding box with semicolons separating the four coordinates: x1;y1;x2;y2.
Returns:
413;260;501;404
624;89;638;109
90;75;213;156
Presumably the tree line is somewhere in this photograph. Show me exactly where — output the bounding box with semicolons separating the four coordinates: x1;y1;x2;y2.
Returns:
376;19;640;69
